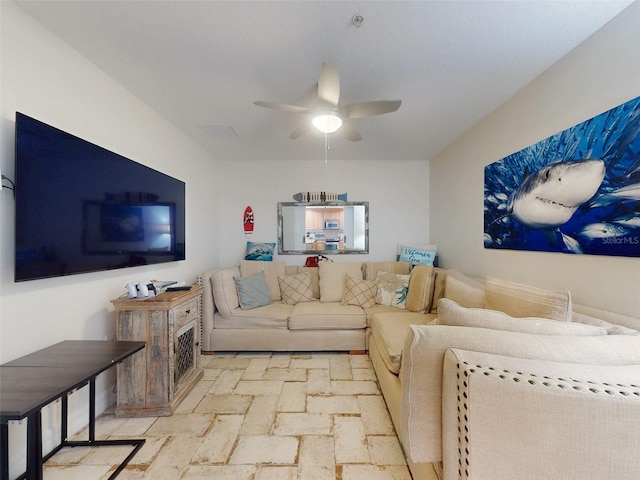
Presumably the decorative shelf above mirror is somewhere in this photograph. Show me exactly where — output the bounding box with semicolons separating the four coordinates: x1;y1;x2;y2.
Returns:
277;201;369;255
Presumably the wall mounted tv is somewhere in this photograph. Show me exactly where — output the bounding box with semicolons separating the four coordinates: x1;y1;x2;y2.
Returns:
15;112;186;282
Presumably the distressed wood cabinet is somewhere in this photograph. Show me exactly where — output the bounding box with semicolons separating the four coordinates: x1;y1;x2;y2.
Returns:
112;286;203;417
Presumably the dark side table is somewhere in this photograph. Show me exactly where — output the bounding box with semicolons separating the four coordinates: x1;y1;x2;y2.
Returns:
0;340;145;480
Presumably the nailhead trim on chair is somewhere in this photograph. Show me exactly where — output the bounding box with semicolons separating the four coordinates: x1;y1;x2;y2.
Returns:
454;360;640;479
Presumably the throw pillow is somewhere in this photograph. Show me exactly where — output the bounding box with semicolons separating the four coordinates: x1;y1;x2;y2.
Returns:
233;271;272;310
485;276;572;321
406;264;435;313
444;270;485;308
244;241;276;261
278;273;314;305
342;274;378;308
240;260;285;301
437;298;606;336
399;246;437;266
376;272;410;309
318;262;363;303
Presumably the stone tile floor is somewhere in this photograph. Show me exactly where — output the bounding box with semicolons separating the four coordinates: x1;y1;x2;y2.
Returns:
43;352;413;479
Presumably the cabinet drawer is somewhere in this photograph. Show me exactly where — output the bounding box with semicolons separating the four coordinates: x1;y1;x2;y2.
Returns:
174;298;200;324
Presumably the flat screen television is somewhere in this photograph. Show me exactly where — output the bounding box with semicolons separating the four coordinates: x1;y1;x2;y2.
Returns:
14;112;186;282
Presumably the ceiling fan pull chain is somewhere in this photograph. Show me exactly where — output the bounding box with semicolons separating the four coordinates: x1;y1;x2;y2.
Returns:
324;133;329;166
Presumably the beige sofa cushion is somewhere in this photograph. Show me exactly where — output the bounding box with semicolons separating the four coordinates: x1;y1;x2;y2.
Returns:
406;264;435;313
288;301;366;330
214;303;292;329
318;262;363;302
211;266;241;318
278;272;314;305
485;275;572;321
364;261;412;281
240;260;285;301
444;270;485;308
437;298;607;336
370;312;436;375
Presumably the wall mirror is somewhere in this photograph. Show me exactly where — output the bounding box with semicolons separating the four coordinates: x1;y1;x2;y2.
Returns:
278;201;369;255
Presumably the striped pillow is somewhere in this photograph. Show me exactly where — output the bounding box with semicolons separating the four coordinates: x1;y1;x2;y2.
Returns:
484;276;572;321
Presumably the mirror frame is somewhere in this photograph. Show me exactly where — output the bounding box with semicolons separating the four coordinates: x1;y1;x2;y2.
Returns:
277;201;369;255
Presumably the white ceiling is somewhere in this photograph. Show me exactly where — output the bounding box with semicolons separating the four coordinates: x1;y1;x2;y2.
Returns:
14;0;634;162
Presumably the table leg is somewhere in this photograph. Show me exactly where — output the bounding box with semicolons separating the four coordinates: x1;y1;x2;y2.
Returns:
26;411;42;480
89;379;96;442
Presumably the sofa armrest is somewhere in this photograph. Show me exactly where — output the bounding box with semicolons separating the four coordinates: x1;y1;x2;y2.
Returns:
196;270;217;352
441;348;640;480
400;325;640;464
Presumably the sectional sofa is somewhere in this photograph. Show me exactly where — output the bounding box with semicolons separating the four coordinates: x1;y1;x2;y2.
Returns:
196;260;640;480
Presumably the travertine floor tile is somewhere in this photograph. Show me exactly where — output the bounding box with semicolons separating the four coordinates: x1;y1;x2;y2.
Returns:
182;465;255;479
229;435;298;464
307;395;359;414
268;354;292;368
291;357;330;369
340;464;412;480
145;413;212;437
298;464;336;480
242;357;271;379
150;436;202;468
330;355;353;380
334;416;369;464
368;436;407;465
277;381;307;412
263;367;307;381
332;380;379;395
358;395;396;435
191;414;244;464
43;464;112;480
298;435;335;467
194;394;252;414
208;369;244;394
234;379;284;395
307;368;332;394
255;465;298;480
352;367;377;381
111;416;157;436
272;413;333;435
240;395;278;434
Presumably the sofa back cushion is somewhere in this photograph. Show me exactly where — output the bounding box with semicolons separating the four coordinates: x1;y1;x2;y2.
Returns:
437;298;607;336
240;260;285;301
319;262;363;302
444;270;485;308
405;264;435;313
429;267;448;313
363;261;412;281
485;275;572;321
211;266;241;317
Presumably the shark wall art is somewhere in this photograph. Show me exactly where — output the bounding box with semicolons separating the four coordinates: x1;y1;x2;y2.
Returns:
484;95;640;257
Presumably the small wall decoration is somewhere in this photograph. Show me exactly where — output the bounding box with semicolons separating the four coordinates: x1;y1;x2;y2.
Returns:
484;95;640;257
243;206;254;237
293;192;347;202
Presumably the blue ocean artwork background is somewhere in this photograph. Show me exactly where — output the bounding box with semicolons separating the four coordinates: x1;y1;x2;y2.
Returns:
484;95;640;257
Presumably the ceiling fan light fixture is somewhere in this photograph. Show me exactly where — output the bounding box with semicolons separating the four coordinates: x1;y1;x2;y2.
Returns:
312;113;342;134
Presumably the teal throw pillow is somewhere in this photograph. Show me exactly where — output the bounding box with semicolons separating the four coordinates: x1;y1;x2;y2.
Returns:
245;241;276;261
234;271;272;310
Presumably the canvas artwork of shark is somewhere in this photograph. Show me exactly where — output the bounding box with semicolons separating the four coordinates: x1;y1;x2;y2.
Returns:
484;95;640;257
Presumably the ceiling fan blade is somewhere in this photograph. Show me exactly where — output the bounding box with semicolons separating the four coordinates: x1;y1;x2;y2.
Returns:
289;124;310;139
317;63;340;106
345;100;402;119
340;121;362;142
254;101;309;114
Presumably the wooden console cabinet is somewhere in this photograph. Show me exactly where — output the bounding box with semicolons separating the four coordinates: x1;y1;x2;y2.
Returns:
112;287;204;417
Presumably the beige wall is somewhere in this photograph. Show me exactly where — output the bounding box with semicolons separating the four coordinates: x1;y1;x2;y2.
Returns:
430;2;640;317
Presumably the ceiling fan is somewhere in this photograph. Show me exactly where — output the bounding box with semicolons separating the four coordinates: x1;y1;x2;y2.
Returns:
254;63;401;142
